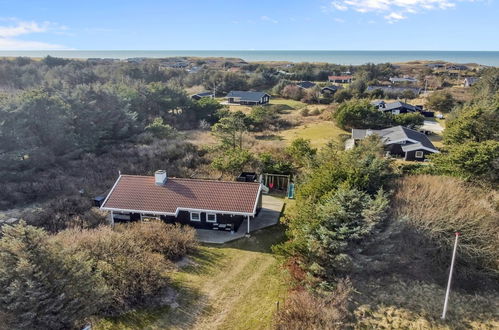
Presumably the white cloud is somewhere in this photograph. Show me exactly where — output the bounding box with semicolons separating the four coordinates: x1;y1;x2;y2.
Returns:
260;16;279;24
332;1;349;10
0;38;68;50
0;19;70;50
326;0;472;22
384;12;406;22
334;17;346;23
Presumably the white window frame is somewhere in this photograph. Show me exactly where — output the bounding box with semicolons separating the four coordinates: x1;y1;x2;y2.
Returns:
190;212;201;222
415;151;424;158
206;213;217;223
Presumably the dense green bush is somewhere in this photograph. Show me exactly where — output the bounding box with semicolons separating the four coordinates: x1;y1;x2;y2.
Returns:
426;90;456;113
211;148;254;175
0;222;108;330
276;139;392;283
430;141;499;183
332;99;424;130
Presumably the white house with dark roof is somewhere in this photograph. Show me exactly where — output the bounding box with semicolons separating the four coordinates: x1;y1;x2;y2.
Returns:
349;126;439;161
328;75;353;83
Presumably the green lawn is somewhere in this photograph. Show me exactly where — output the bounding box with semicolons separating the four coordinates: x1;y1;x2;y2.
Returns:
95;225;289;330
279;121;349;147
269;98;307;110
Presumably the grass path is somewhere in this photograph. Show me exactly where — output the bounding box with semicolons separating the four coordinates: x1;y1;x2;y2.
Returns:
96;226;289;330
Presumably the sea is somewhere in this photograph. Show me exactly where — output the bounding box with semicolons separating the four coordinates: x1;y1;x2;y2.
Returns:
0;50;498;66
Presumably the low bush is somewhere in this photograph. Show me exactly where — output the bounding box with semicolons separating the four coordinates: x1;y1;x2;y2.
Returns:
274;279;352;330
115;221;197;260
300;108;310;117
392;175;499;277
53;227;166;311
52;222;196;311
0;220;197;328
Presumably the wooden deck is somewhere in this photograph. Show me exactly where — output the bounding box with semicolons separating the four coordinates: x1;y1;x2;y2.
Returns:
196;195;284;244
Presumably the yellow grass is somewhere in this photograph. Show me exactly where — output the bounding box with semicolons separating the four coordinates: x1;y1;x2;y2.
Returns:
269;98;307;110
279;121;349;147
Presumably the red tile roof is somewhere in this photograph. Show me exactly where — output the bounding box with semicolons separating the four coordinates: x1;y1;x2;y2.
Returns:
101;175;261;215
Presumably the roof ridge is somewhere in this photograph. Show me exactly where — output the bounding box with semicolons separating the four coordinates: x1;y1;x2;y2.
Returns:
120;174;260;185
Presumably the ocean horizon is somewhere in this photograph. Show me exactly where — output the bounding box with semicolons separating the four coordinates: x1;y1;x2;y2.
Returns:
0;50;498;66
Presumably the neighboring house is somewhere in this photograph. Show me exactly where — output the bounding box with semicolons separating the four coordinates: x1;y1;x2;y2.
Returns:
321;85;342;94
427;63;445;69
373;100;422;114
328;75;353;83
87;58;119;64
187;66;202;73
225;91;270;105
191;91;214;100
446;64;468;71
127;57;147;63
296;81;316;89
100;171;262;233
367;85;422;95
165;62;189;69
277;70;291;75
463;77;479;87
350;126;439;161
389;77;418;84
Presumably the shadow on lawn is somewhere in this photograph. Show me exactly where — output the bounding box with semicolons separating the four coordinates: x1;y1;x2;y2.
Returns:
206;224;287;254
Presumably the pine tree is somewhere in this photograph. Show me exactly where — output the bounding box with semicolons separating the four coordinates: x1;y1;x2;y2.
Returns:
0;222;108;330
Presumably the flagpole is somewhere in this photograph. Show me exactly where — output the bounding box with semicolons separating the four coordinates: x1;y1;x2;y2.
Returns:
441;232;460;320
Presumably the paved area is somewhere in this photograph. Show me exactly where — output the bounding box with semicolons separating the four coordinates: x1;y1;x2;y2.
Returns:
421;120;444;134
196;195;284;244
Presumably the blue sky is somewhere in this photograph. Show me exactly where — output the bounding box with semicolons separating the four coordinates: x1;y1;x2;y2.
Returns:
0;0;497;50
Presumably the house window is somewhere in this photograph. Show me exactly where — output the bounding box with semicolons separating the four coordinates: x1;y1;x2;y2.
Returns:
206;213;217;223
190;212;201;222
415;151;424;158
141;214;159;222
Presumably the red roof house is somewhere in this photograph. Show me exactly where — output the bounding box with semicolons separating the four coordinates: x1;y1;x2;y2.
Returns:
101;171;262;232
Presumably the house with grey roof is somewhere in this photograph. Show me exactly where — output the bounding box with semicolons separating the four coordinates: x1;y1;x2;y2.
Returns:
296;81;316;89
367;85;422;96
446;64;468;71
191;91;214;100
389;77;418;84
463;77;479;87
225;91;270;105
373;101;422;114
427;63;445;69
349;126;439;161
321;85;342;94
